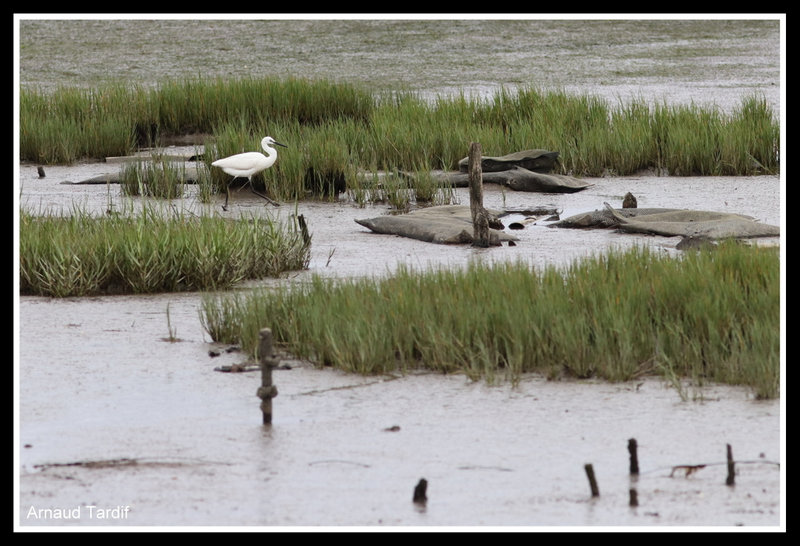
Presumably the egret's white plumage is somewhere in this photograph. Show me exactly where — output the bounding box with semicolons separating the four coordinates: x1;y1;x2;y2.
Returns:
212;136;287;210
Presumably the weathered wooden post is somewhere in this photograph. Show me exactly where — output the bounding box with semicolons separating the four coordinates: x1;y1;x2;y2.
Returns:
628;438;639;475
628;438;639;507
256;328;279;425
584;463;600;497
297;214;311;247
726;443;735;486
413;478;428;505
467;142;491;248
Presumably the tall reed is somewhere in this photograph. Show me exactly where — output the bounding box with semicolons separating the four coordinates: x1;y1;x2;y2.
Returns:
200;242;779;398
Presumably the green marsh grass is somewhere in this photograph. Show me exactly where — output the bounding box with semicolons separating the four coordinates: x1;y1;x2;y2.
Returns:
120;154;187;199
21;78;779;182
19;204;311;297
200;242;779;398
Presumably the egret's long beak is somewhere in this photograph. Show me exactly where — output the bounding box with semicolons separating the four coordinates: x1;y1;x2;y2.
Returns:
274;140;288;148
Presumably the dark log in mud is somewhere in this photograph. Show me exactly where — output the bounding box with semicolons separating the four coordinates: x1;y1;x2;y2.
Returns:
432;167;592;193
458;149;560;173
61;165;202;185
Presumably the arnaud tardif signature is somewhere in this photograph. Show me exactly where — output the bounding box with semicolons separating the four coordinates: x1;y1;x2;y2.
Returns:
26;505;131;521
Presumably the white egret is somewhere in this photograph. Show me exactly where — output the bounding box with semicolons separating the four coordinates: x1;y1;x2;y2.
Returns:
211;136;287;210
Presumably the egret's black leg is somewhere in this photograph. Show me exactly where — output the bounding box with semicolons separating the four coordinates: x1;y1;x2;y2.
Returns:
222;181;231;211
250;186;280;206
246;176;280;206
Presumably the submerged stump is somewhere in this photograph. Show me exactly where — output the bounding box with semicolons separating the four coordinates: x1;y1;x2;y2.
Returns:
413;478;428;504
628;438;640;475
726;444;736;486
584;463;600;497
256;328;279;425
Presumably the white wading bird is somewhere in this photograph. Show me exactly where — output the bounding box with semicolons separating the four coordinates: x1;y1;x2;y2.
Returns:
211;136;287;210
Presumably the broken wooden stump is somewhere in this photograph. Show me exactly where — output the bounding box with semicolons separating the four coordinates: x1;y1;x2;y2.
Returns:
628;438;640;506
256;328;279;425
584;463;600;497
468;142;491;248
726;444;736;486
413;478;428;504
629;488;639;507
628;438;639;475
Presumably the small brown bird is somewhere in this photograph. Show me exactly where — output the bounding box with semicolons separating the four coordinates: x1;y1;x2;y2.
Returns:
622;192;638;208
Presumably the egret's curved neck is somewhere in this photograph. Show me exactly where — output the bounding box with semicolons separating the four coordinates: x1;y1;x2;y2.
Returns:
262;141;277;159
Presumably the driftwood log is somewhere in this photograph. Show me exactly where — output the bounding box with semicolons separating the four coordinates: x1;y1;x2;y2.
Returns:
457;149;559;173
61;165;202;185
548;208;682;229
549;205;780;240
355;205;516;246
602;203;780;239
432;167;591;194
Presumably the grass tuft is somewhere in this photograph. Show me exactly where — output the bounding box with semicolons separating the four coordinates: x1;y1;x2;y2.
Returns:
199;242;779;398
19;204;311;297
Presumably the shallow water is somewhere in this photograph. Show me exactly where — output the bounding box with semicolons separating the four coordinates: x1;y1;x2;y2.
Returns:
15;16;784;530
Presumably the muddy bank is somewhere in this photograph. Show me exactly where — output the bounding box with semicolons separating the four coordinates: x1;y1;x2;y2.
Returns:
17;291;782;527
18;19;781;116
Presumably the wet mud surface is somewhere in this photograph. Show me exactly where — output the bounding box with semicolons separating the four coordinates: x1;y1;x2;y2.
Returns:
17;168;783;528
16;17;784;529
18;159;782;279
18;18;781;116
